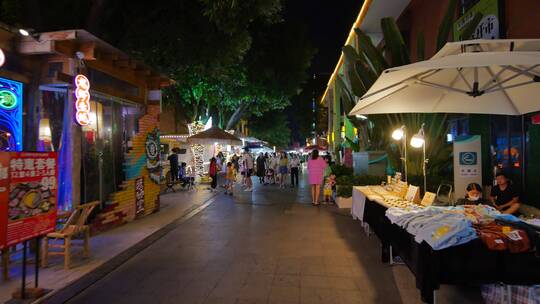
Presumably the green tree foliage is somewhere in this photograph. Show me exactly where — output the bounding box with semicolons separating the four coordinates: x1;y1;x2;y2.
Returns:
248;111;291;148
0;0;313;133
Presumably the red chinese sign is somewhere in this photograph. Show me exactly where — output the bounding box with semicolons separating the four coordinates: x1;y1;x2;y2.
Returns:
0;152;58;249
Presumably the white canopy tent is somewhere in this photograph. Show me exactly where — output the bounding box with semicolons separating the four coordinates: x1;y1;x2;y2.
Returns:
350;39;540;116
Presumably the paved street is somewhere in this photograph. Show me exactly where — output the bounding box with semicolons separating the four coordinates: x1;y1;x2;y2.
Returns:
64;175;482;304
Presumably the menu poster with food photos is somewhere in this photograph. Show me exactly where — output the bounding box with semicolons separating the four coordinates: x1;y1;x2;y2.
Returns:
0;152;58;248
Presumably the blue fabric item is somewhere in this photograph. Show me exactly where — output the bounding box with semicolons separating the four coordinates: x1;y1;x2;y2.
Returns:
494;214;521;223
410;213;477;250
385;206;480;250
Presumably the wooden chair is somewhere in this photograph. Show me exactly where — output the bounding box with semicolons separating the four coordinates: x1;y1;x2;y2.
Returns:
42;201;100;269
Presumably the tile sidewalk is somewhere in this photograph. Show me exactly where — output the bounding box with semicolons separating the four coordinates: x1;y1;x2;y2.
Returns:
59;174;483;304
0;188;217;304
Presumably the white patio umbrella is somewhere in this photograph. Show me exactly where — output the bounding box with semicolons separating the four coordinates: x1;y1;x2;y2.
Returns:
350;41;540;116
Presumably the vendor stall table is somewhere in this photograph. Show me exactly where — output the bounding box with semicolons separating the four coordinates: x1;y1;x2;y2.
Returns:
358;188;540;303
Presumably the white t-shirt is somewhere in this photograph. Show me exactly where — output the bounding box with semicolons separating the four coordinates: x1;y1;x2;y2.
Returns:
244;153;254;169
289;158;300;168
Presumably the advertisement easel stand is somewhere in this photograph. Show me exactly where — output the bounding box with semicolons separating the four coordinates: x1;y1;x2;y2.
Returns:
12;237;45;302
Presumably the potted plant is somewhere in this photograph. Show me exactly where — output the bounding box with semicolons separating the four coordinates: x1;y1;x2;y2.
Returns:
335;174;354;208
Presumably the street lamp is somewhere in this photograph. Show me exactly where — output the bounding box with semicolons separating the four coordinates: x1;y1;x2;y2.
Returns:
410;123;428;193
391;125;408;182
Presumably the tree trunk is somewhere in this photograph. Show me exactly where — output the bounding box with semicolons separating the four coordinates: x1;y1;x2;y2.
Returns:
225;101;250;130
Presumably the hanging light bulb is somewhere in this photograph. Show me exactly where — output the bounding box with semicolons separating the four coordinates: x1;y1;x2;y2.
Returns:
392;126;405;141
410;124;425;148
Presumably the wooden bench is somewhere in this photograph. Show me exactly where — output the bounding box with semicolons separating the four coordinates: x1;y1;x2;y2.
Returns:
42;201;100;269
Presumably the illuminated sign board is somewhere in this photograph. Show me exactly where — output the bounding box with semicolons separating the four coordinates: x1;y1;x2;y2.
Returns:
0;78;23;151
74;74;91;126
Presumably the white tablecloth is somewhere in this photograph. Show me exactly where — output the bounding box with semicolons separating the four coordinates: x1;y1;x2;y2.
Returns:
351;187;367;221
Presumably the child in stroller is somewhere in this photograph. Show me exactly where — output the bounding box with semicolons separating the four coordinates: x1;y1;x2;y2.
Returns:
178;162;195;189
265;168;275;185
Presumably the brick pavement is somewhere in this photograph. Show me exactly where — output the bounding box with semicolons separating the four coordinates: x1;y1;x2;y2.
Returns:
59;175;483;304
0;189;216;304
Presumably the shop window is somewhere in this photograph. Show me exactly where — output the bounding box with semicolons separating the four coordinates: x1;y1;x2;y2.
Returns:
81;94;140;203
38;87;72;211
525;113;540;206
39;90;66;151
490;115;523;193
447;117;469;142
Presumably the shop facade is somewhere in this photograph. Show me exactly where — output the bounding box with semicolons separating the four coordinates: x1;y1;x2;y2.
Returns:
395;0;540;203
1;28;170;231
322;0;540;206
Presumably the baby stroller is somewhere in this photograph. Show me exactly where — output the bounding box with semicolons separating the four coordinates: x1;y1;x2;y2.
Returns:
265;168;275;185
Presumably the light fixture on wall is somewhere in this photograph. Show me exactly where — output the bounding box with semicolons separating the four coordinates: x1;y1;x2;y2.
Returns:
391;125;407;182
18;29;30;36
410;123;428;192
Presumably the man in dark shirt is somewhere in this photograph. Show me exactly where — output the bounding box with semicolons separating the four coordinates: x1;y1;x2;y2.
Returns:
167;148;179;182
489;172;520;214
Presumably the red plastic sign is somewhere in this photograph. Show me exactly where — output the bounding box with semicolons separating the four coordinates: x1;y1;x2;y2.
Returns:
0;152;58;248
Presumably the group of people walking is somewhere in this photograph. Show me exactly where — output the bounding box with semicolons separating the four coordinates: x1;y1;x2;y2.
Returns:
207;149;303;194
169;146;334;206
255;152;302;188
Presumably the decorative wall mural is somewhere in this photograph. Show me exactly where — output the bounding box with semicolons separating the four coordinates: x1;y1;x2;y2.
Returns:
0;78;22;151
145;128;161;183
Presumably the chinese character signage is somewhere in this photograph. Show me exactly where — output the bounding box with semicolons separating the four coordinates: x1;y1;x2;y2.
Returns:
75;74;91;126
135;177;145;216
453;0;499;41
0;152;58;249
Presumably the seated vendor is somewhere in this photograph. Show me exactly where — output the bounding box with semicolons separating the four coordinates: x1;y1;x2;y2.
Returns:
456;183;485;205
489;172;520;214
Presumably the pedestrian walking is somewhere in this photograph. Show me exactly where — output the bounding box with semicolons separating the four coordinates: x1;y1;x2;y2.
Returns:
278;152;289;188
167;147;180;182
243;149;254;192
307;149;327;205
209;157;218;191
264;155;275;185
224;162;235;195
256;153;266;184
289;153;300;187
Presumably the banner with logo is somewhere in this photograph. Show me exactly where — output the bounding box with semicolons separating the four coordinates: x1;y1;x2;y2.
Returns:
453;0;499;41
453;136;482;199
0;152;58;248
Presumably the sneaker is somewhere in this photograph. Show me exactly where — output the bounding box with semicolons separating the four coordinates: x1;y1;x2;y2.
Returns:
229;192;233;196
244;188;253;192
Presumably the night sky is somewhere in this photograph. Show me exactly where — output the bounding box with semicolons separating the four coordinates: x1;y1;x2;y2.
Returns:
284;0;363;144
284;0;364;77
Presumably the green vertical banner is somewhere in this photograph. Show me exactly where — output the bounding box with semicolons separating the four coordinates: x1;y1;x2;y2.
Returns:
344;116;355;141
332;79;342;150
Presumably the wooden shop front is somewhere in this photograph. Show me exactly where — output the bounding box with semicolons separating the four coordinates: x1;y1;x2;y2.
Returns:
18;29;171;231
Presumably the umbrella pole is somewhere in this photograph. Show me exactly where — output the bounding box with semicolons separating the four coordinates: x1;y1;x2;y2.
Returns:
403;133;408;183
422;143;428;194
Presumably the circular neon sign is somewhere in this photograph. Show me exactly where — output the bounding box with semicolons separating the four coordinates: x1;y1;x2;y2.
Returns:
0;90;18;110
